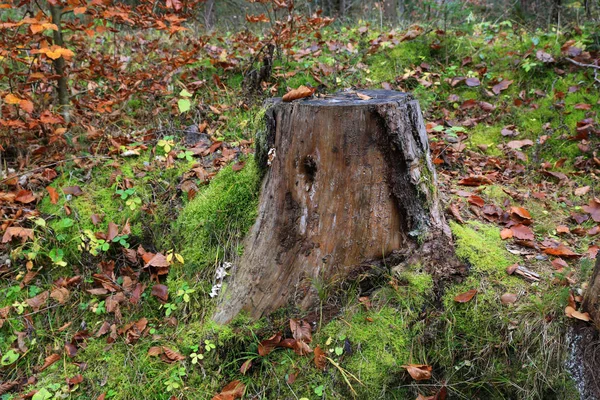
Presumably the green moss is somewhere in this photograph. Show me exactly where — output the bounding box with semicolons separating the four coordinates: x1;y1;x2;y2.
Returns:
467;124;503;156
368;40;431;83
175;157;261;277
319;306;412;398
450;221;517;276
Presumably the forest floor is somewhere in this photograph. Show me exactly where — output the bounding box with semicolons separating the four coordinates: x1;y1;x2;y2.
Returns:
1;19;600;400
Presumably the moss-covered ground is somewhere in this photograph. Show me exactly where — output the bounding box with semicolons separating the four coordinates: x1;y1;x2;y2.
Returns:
1;20;598;400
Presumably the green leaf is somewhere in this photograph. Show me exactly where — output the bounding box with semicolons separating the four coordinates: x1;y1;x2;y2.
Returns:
180;89;192;97
178;98;191;113
32;388;53;400
1;350;19;365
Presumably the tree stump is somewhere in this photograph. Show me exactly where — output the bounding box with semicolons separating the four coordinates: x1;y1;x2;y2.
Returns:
213;90;459;324
583;256;600;330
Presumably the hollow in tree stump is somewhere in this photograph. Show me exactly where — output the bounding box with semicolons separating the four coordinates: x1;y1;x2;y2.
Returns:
213;90;461;324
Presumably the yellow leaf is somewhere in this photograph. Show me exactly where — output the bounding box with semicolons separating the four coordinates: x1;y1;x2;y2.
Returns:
5;93;21;104
175;254;184;264
166;253;173;263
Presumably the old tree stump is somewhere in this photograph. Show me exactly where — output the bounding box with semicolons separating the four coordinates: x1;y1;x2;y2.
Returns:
213;90;461;324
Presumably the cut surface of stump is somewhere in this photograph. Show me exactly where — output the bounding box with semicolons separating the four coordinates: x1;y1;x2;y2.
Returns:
213;90;460;324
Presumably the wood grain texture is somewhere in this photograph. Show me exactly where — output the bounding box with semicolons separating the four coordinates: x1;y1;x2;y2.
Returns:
213;90;456;324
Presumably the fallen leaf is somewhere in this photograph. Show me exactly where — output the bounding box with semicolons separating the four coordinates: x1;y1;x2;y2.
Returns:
38;353;60;372
500;228;513;240
26;291;49;312
458;176;492;186
47;187;59;204
151;284;169;303
162;346;185;362
356;92;372;100
582;199;600;222
144;252;170;268
454;289;477;303
544;244;579;258
314;345;326;370
556;225;570;234
240;359;252;375
15;189;36;204
106;222;119;242
50;287;69;304
511;224;534;241
465;77;480;87
282;85;315;102
468;195;484;207
2;227;34;243
535;50;554;63
63;186;84;196
506;139;534;149
212;380;245;400
65;342;78;358
290;319;312;344
402;364;432;381
492;79;513;95
500;293;517;304
258;333;282;356
147;346;164;356
574;186;590;196
510;206;531;220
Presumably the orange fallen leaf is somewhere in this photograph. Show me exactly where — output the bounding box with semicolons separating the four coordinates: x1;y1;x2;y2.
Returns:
282;85;315;102
454;289;477;303
47;186;59;204
511;224;534;241
314;345;326;370
500;228;513;240
402;364;432;381
544;244;579;258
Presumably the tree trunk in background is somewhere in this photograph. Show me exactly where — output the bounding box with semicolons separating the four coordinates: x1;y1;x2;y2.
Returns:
213;90;461;324
583;256;600;330
50;5;70;122
383;0;398;25
203;0;215;30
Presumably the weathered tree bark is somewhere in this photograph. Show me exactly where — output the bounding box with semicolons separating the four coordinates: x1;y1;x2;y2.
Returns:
213;90;459;324
583;256;600;330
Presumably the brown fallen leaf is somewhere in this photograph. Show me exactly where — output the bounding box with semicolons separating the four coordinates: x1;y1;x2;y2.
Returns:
492;79;513;95
151;284;169;303
212;380;245;400
2;227;34;243
458;176;492;186
575;186;590;196
511;224;534;241
510;206;531;220
15;189;36;204
314;345;326;370
454;289;477;303
47;186;59;204
500;228;513;240
500;293;517;304
240;359;252;375
162;346;185;362
356;92;372;100
282;85;315;102
50;287;69;304
38;353;61;372
582;199;600;222
63;186;84;196
147;346;164;356
26;290;49;312
402;364;432;381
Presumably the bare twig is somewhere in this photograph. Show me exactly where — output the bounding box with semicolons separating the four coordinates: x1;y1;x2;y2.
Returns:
565;57;600;70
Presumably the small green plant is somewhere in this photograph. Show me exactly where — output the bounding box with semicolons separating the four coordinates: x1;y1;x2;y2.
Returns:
115;188;141;210
157;136;175;154
91;300;106;315
164;367;186;392
177;89;193;114
48;248;67;267
111;234;130;248
313;384;325;396
204;339;216;353
163;302;177;316
177;150;194;162
115;188;135;200
176;283;195;303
